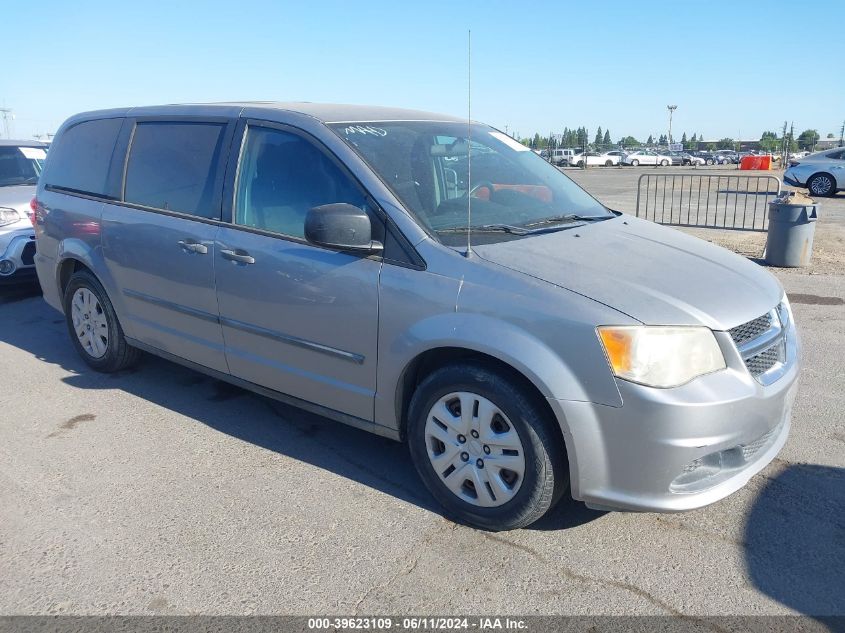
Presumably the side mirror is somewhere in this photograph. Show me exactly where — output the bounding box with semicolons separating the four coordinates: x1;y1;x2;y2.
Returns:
304;203;383;253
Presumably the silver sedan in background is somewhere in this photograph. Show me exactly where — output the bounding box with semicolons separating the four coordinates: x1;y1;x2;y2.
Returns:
783;147;845;197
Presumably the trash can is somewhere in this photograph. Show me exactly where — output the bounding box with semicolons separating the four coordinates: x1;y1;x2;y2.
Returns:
765;201;818;267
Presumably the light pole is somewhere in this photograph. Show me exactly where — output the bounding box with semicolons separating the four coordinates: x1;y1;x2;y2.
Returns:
667;105;677;147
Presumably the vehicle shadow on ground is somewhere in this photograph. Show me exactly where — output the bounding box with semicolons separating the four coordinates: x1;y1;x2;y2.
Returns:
744;463;845;619
0;284;41;305
0;293;600;531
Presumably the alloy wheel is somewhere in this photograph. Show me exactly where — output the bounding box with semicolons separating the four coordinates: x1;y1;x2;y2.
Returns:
809;175;834;196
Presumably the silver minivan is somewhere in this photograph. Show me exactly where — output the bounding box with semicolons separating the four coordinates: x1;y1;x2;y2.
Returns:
33;103;799;530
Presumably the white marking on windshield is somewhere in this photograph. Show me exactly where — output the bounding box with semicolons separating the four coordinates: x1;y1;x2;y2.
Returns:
343;125;388;137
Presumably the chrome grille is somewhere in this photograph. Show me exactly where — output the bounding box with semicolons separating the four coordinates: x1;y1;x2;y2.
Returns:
745;343;783;377
729;307;788;384
729;313;773;347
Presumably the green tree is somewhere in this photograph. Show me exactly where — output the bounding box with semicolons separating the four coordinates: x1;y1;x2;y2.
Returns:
705;142;717;151
646;134;654;145
681;132;688;145
532;133;541;149
717;137;734;149
759;131;779;153
594;126;603;146
577;127;588;148
827;133;835;138
603;130;611;145
797;129;819;151
619;135;639;147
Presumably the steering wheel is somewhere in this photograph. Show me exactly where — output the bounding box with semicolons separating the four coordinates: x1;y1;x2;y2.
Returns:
469;181;495;198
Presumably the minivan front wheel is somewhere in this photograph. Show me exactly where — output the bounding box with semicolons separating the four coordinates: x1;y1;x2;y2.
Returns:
408;363;568;531
64;270;141;372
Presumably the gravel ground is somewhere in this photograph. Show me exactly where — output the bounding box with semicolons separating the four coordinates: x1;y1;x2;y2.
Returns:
0;169;843;619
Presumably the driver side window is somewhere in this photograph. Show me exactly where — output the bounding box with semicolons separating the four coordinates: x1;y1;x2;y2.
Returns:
234;126;367;238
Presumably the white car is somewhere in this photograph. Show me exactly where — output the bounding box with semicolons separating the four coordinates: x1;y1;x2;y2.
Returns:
622;150;672;167
783;147;845;197
0;140;48;286
569;152;622;167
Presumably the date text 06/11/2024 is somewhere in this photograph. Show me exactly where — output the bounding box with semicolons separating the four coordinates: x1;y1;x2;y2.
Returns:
307;617;528;630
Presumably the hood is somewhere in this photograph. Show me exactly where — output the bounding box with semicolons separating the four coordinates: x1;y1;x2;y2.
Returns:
0;185;36;214
473;215;782;330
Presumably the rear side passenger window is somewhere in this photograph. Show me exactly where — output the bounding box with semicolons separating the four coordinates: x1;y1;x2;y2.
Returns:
124;121;226;218
44;118;123;198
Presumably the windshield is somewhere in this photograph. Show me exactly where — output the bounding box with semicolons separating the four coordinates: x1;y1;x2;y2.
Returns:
329;121;613;246
0;145;47;187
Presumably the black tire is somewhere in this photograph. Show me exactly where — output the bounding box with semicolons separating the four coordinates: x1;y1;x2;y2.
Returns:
63;270;141;372
807;173;837;197
407;363;569;531
576;161;584;168
604;160;613;167
706;159;714;165
631;159;639;167
660;159;670;167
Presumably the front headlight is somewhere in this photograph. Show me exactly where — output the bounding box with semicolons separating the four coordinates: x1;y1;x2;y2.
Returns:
597;326;726;388
0;207;21;227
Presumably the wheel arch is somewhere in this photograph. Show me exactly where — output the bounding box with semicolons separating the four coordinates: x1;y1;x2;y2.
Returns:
394;346;571;470
57;257;92;296
54;244;131;336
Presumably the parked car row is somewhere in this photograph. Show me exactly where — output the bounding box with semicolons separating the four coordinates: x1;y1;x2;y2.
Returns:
540;147;753;168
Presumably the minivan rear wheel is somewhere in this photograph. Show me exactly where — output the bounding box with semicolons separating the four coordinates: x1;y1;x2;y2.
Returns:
407;363;568;531
64;270;141;372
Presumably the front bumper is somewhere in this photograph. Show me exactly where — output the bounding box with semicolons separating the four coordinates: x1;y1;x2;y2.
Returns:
550;318;800;512
783;172;804;187
0;225;37;284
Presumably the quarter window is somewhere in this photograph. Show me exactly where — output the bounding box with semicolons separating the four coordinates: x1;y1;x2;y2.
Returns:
44;118;122;197
234;126;367;238
124;121;226;218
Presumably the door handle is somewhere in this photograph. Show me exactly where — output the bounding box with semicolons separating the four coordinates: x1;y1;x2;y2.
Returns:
178;239;208;254
220;248;255;264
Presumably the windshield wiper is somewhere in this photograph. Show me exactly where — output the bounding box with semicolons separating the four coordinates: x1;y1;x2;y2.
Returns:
436;222;586;236
524;213;610;227
436;224;531;235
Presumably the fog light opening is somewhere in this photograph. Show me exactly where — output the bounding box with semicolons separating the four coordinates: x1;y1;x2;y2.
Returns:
0;259;16;276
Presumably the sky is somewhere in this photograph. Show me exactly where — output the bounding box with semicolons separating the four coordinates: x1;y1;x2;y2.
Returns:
4;0;844;143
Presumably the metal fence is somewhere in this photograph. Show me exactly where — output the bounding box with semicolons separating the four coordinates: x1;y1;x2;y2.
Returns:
635;173;782;231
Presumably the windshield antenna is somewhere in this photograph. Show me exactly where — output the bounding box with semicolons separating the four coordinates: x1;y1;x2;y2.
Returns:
465;29;473;258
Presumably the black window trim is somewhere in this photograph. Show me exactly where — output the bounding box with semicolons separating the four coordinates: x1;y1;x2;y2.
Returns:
220;117;425;270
